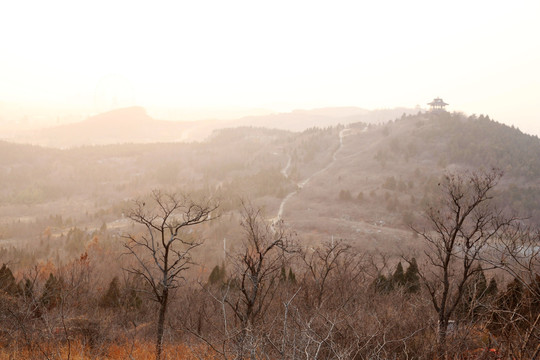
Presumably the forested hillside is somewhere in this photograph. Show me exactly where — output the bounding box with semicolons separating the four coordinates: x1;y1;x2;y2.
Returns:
374;111;540;221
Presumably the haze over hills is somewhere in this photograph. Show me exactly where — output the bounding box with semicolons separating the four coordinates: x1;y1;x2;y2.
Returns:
8;106;419;148
227;107;417;132
2;1;539;355
18;107;192;147
1;109;540;257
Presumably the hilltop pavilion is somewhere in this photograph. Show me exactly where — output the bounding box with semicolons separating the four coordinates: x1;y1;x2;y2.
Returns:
428;97;448;111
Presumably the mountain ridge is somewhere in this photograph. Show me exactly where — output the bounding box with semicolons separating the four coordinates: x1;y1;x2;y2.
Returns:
12;106;419;148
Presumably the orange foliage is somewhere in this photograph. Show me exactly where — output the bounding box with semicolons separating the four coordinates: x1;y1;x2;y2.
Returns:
37;260;56;281
43;226;52;239
0;340;221;360
86;235;102;253
107;341;221;360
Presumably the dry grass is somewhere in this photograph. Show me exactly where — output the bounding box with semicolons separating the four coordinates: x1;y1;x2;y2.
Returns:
0;340;220;360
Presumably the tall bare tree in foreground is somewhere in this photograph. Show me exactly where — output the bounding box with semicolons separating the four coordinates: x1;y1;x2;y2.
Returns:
413;169;511;357
124;190;217;360
225;204;294;358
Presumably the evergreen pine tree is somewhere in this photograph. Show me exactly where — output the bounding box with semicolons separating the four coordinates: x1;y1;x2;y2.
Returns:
40;273;63;309
208;265;222;285
280;266;287;283
486;277;498;297
127;288;142;309
404;258;420;293
100;276;121;308
504;278;523;310
489;278;524;335
19;278;34;299
458;265;488;318
288;268;296;284
392;262;405;287
472;265;488;296
208;264;226;285
0;264;19;296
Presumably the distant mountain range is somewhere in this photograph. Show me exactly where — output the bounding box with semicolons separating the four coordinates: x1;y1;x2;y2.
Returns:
21;107;191;147
226;107;404;131
12;106;418;148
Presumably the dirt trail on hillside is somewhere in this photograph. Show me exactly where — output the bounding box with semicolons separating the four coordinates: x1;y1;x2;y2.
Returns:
273;127;350;223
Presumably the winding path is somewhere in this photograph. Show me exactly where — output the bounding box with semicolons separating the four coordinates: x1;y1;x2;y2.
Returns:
281;155;292;178
273;127;350;223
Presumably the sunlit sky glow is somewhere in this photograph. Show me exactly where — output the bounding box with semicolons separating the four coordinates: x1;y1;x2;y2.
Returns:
1;1;539;134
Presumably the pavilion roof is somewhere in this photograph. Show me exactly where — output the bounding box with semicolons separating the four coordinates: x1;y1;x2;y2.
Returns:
428;97;448;106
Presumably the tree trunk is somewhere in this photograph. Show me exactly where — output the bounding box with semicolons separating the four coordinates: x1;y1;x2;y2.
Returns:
437;317;448;359
156;288;169;360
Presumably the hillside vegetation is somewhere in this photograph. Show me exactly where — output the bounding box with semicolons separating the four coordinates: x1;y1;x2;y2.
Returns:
0;110;539;359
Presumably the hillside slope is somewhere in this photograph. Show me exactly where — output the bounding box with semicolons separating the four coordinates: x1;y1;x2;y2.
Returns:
1;111;539;258
279;111;540;252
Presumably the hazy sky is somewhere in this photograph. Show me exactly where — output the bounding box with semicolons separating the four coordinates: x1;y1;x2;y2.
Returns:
1;1;539;134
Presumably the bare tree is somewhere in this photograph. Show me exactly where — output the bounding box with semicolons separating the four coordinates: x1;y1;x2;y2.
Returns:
124;190;217;360
301;239;356;309
224;203;295;358
413;169;511;356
